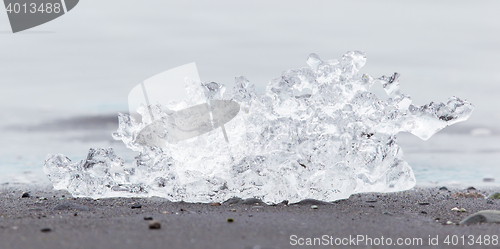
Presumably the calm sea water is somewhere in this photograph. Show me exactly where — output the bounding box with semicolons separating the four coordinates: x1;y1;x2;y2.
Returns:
1;0;499;188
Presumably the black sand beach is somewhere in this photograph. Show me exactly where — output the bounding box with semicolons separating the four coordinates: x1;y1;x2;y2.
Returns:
1;185;499;249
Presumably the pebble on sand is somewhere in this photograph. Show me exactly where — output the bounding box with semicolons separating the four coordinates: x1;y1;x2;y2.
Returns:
227;218;234;222
311;205;318;209
487;192;500;199
460;210;500;225
451;207;466;212
144;216;153;220
131;203;142;209
40;228;52;232
467;186;477;191
21;192;30;198
210;202;221;206
148;220;161;229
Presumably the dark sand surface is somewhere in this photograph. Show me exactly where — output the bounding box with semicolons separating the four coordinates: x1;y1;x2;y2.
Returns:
1;185;500;249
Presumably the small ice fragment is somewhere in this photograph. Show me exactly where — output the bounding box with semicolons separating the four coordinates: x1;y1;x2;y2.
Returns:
306;53;323;71
380;72;401;97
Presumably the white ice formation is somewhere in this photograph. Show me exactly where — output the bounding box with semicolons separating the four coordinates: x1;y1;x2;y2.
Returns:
44;51;474;203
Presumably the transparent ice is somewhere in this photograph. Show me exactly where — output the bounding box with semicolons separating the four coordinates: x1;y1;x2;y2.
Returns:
44;51;474;203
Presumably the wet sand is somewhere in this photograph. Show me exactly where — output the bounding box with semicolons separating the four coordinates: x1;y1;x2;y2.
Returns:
1;185;499;249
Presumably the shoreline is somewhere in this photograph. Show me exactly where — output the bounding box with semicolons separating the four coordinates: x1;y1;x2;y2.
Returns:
1;186;499;248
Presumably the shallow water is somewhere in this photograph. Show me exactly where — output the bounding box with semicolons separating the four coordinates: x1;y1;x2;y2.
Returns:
398;131;500;188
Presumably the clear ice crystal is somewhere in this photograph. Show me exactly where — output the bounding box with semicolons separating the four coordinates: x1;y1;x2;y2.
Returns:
44;51;474;203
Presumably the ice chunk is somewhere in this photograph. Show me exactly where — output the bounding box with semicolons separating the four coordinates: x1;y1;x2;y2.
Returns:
43;148;139;197
44;51;474;203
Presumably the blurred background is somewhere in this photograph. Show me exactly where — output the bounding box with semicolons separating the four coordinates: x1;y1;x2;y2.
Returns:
0;0;499;187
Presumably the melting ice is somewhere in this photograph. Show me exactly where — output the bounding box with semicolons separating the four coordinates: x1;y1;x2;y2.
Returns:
44;51;474;203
